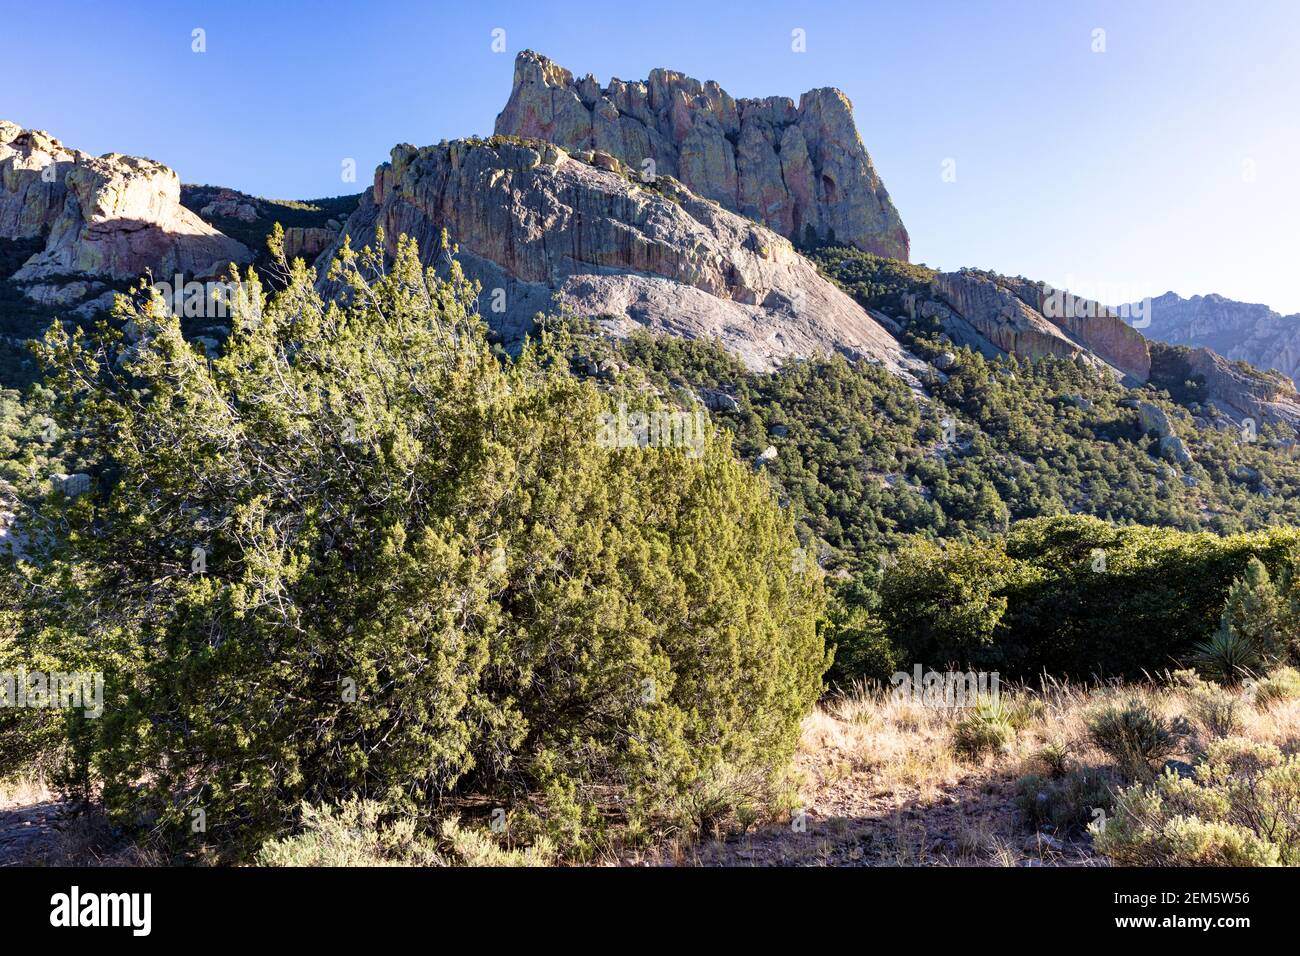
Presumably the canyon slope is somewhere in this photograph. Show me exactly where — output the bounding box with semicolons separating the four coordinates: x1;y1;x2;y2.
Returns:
494;50;908;260
1134;291;1300;388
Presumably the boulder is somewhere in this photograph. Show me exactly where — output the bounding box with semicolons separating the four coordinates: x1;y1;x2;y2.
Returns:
1137;401;1174;438
72;289;119;319
49;473;91;497
698;388;740;413
1159;435;1193;465
933;350;957;370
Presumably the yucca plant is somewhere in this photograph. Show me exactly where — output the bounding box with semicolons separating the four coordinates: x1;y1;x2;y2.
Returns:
1033;739;1072;777
1193;623;1262;685
953;695;1014;759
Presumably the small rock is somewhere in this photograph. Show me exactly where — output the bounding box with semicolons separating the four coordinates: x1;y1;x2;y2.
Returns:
933;351;957;371
50;473;91;497
1023;832;1065;853
590;150;620;172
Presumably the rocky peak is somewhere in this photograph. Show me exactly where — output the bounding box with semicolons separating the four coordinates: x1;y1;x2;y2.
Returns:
1137;290;1300;388
317;136;921;377
494;50;909;260
1;121;251;297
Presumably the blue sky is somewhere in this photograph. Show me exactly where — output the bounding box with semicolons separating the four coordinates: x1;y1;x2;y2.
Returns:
7;0;1299;311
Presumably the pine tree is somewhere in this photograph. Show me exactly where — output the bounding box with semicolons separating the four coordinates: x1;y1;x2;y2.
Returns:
1212;557;1283;676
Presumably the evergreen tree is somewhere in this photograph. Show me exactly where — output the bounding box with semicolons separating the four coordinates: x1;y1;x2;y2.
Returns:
1218;557;1283;665
8;227;826;857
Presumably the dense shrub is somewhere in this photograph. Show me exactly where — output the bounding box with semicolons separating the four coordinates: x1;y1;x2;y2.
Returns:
1184;681;1244;739
255;800;554;867
820;575;896;688
878;515;1300;678
1086;700;1183;780
7;230;826;858
1253;666;1300;707
1093;738;1300;866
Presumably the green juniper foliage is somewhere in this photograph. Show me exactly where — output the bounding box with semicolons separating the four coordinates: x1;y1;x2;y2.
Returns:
8;228;825;857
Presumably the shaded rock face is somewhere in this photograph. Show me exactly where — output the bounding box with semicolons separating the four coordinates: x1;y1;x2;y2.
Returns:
317;138;921;377
1136;291;1300;388
0;121;251;293
919;271;1152;385
282;226;338;262
494;50;909;260
1183;346;1300;430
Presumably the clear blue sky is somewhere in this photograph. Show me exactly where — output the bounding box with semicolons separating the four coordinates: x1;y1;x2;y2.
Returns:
7;0;1299;311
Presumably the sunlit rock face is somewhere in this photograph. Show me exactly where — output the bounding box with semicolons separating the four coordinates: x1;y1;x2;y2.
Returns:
318;138;922;377
1;121;251;291
493;50;910;261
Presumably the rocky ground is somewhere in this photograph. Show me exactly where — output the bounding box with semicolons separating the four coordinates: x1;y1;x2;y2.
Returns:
0;777;75;866
630;676;1300;867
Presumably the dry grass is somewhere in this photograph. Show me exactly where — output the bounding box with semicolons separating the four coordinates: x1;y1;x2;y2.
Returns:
0;771;55;811
690;671;1300;867
6;674;1298;867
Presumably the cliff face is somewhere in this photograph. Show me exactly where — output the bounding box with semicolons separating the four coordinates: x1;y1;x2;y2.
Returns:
493;50;909;260
1;121;251;293
1182;347;1300;429
919;271;1152;385
318;138;921;376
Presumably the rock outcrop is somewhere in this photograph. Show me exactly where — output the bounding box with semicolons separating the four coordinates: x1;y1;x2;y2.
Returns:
909;271;1151;385
282;226;337;262
199;189;260;223
1183;346;1300;430
1;121;251;295
317;138;921;376
494;51;909;260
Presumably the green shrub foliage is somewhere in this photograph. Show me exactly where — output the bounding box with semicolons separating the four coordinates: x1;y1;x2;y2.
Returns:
8;231;825;856
1093;737;1300;866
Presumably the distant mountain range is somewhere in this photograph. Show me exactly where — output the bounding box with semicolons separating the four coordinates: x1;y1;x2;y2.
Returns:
1130;291;1300;388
